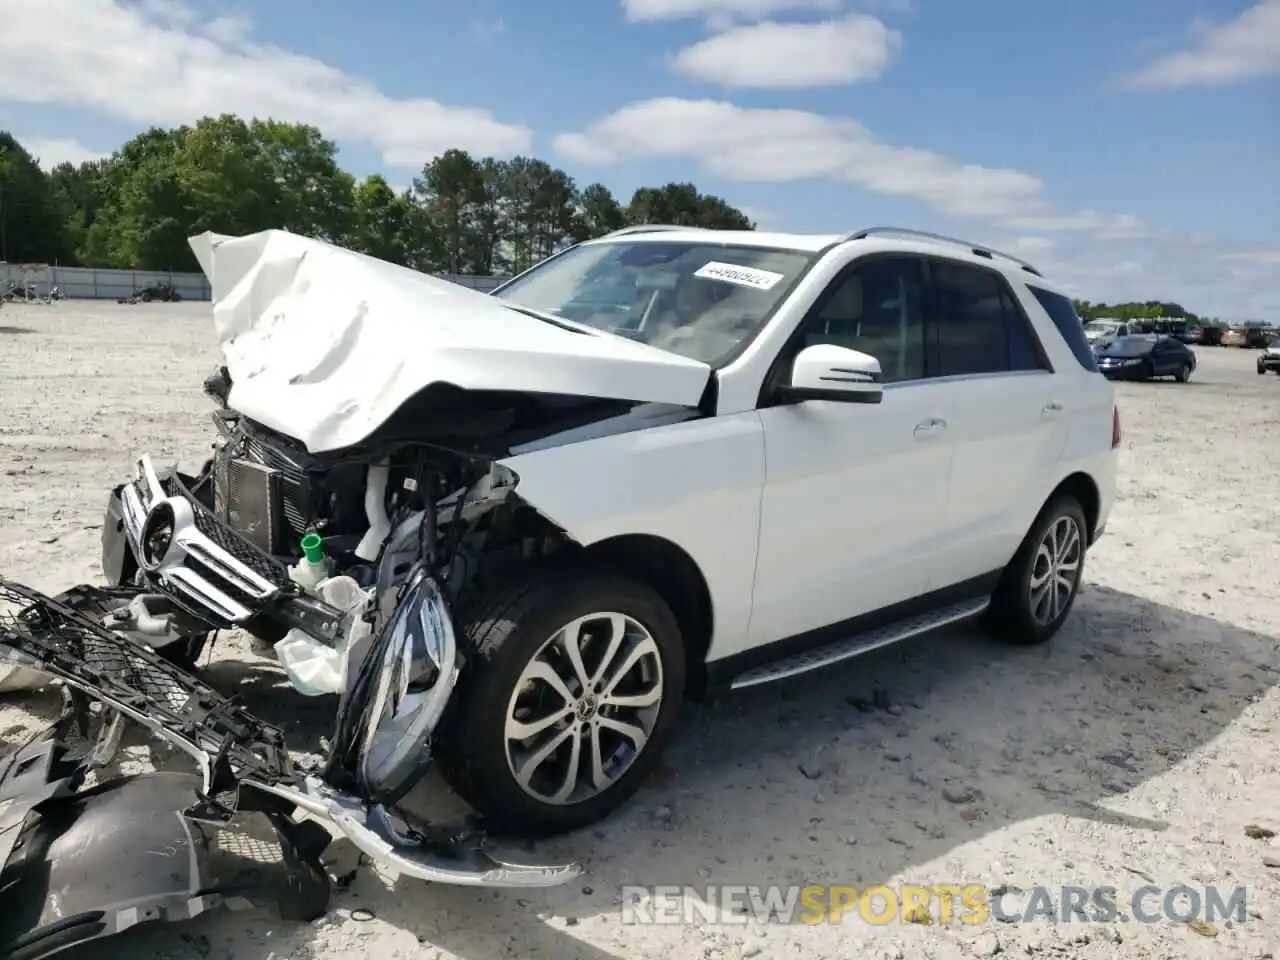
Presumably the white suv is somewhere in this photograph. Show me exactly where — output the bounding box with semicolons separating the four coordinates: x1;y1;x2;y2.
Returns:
86;224;1118;860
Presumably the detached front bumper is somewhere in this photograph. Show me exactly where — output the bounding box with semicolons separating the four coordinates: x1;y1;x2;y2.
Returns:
0;576;581;951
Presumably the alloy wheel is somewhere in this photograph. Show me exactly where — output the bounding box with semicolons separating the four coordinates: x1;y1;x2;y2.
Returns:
1028;515;1083;626
504;612;664;805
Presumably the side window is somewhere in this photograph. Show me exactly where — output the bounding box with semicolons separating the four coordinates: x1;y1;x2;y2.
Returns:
796;257;927;383
930;262;1047;377
1027;285;1099;372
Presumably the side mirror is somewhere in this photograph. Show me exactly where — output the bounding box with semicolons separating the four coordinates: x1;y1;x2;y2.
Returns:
780;344;883;405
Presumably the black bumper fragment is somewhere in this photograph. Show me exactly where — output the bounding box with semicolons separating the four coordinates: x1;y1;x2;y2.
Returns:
0;727;329;960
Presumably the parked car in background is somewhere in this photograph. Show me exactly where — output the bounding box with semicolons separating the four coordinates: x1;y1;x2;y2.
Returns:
1197;323;1226;346
1096;334;1196;382
1083;319;1134;344
1257;340;1280;375
1221;327;1248;348
1161;319;1200;344
1243;325;1273;348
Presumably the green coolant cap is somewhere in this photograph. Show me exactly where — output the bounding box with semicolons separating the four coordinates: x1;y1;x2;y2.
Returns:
300;533;325;563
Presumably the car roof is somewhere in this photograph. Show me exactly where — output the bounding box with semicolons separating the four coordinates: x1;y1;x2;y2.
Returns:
583;226;1068;293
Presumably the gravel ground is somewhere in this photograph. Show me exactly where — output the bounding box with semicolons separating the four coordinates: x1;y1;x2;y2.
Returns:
1;302;1277;960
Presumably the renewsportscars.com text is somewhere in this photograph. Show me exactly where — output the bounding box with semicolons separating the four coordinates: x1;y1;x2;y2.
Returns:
620;883;1249;926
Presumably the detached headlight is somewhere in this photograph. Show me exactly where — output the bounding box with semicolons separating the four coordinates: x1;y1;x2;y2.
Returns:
358;570;460;803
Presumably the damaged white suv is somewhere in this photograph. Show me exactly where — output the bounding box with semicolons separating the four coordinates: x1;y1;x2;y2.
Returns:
0;225;1117;924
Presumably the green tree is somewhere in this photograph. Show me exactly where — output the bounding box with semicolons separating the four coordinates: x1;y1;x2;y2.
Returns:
347;175;418;266
48;159;113;265
577;182;626;239
626;182;755;229
0;133;70;264
411;149;485;274
85;116;357;270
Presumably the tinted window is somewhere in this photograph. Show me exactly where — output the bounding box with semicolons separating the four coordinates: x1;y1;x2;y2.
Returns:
1100;336;1156;357
1028;285;1098;371
931;263;1046;377
798;257;927;383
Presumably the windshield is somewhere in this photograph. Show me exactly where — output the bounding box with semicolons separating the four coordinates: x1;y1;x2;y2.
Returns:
491;240;815;364
1100;336;1157;357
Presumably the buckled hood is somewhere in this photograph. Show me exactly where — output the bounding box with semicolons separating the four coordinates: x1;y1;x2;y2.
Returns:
189;231;713;453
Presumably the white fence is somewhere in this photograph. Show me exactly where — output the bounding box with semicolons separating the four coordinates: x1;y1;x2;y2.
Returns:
1;263;506;301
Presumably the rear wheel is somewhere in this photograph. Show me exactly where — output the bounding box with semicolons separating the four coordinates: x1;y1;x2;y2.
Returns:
984;495;1087;646
438;568;686;838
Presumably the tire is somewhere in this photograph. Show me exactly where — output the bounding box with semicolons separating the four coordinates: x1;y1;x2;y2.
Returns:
984;495;1088;646
1176;362;1192;383
437;568;687;838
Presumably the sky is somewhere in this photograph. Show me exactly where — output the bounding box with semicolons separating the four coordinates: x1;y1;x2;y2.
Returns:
0;0;1276;319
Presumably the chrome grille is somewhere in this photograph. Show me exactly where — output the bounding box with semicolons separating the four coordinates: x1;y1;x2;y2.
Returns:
164;474;287;587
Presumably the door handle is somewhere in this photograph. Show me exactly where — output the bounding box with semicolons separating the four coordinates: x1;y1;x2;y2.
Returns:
913;417;947;438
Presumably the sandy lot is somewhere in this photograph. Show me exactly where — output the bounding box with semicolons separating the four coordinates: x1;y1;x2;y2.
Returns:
1;302;1278;960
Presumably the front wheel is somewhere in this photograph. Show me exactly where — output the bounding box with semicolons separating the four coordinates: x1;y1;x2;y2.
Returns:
1176;362;1192;383
984;495;1088;646
438;569;686;838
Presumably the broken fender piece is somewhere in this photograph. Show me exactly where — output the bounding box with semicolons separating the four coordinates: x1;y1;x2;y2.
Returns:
0;736;329;960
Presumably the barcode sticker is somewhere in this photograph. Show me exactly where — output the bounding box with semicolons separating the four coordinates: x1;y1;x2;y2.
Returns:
693;261;784;290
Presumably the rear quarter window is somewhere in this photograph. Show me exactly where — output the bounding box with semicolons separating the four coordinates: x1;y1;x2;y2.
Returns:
1026;285;1098;372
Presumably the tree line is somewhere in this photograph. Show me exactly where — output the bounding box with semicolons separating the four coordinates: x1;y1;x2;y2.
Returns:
0;116;754;276
1;118;1212;320
1073;299;1211;325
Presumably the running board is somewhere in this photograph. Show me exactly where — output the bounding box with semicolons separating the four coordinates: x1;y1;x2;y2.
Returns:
729;598;989;690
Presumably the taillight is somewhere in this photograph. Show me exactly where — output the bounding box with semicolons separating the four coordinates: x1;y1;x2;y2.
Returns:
1111;405;1122;447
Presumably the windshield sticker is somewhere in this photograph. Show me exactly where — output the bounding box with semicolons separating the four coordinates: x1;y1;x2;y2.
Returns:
693;261;784;291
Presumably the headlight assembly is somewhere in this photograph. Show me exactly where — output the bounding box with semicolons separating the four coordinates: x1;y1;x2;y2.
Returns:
357;569;460;803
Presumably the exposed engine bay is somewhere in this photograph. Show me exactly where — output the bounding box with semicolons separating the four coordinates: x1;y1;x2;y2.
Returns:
0;371;618;957
0;227;720;956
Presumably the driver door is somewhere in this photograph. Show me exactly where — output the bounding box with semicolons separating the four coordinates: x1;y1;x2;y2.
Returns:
747;255;955;647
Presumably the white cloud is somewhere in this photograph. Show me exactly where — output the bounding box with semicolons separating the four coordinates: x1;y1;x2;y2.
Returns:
554;98;1145;233
18;136;108;170
1127;0;1280;87
622;0;843;24
203;14;252;45
671;16;902;88
1221;248;1280;265
1006;235;1056;254
0;0;531;168
988;232;1280;319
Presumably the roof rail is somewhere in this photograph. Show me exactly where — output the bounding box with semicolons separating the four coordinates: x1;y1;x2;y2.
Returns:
839;226;1044;277
600;224;701;239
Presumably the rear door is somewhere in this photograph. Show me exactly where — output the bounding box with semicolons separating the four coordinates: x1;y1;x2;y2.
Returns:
924;259;1067;588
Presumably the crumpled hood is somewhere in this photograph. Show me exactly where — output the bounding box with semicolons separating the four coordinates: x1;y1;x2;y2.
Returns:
188;230;712;453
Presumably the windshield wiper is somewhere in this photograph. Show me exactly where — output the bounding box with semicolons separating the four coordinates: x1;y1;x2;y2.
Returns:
501;304;597;336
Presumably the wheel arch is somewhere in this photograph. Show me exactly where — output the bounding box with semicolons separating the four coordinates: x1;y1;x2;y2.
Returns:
580;533;715;698
1046;471;1101;544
